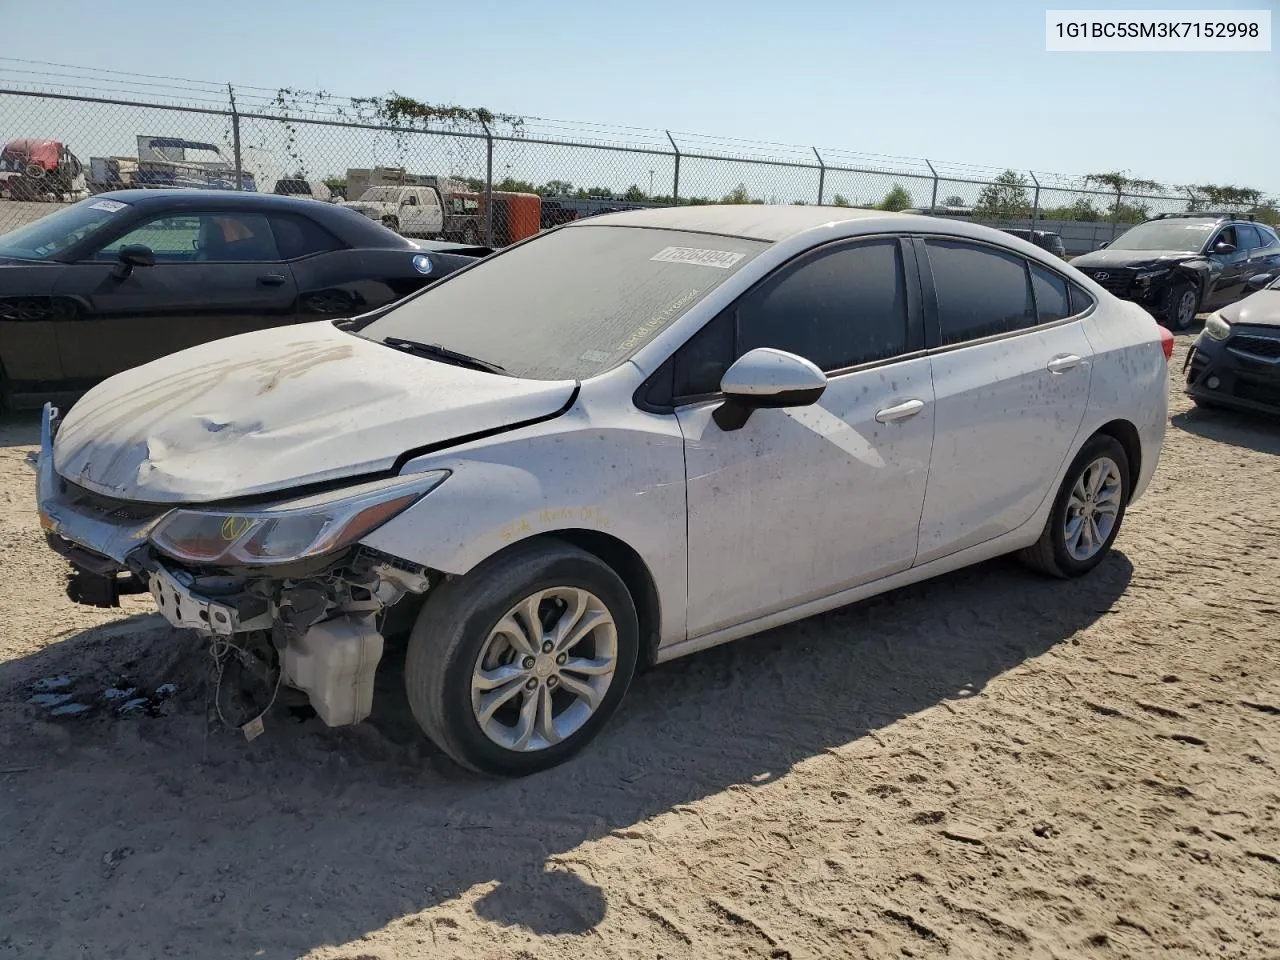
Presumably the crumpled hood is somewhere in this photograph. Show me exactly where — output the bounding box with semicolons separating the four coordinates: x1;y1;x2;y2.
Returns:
1220;289;1280;328
53;321;576;503
1071;249;1195;270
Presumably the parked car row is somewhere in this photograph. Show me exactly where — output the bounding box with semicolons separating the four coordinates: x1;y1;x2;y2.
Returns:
30;202;1174;776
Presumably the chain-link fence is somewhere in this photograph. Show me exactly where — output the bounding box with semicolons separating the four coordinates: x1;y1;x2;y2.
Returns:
2;63;1276;256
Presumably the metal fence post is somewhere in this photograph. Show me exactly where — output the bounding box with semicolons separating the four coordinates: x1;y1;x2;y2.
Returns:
812;147;826;206
924;159;938;211
1112;188;1123;241
1029;170;1040;229
227;83;243;191
1184;185;1198;212
666;130;680;206
481;121;494;246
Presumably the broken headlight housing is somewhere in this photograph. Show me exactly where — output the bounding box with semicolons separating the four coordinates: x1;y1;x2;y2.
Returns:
148;470;448;566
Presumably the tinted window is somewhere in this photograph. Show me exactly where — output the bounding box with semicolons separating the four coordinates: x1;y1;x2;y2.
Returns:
1070;283;1095;315
1030;264;1070;322
737;239;908;372
359;225;765;381
270;214;342;260
926;240;1034;344
95;212;279;263
673;311;734;399
1259;225;1280;249
1235;223;1260;251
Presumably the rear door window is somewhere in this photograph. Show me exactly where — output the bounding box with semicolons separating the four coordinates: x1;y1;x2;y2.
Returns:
1235;223;1261;251
925;239;1035;344
269;214;343;260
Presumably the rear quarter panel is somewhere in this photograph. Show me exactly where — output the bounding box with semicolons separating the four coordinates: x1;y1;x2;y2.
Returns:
1080;295;1168;503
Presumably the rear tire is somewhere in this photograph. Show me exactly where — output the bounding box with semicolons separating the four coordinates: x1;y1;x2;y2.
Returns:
404;539;639;777
1166;281;1199;332
1018;434;1131;579
381;215;399;232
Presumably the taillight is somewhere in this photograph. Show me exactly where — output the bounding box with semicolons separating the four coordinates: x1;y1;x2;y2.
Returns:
1158;326;1174;361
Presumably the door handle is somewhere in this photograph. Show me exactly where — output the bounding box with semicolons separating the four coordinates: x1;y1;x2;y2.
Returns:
258;273;287;286
1046;354;1083;374
874;399;925;424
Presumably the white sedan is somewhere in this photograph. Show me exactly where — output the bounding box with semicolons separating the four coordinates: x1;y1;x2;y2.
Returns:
36;205;1171;776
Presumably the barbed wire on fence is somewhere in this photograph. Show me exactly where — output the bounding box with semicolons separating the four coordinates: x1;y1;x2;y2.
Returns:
1;57;1276;253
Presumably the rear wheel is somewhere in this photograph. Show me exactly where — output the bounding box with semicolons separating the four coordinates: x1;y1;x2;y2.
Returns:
1018;434;1131;579
381;215;399;232
404;539;639;776
1166;281;1199;332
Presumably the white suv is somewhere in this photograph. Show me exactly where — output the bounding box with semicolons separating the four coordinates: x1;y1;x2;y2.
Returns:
36;206;1170;776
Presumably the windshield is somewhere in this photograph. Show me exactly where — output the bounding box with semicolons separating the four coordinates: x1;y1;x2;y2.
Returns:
358;225;767;380
0;196;130;260
1110;220;1216;252
360;187;400;203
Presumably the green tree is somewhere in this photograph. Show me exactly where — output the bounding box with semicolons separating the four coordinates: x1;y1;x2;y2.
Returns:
974;169;1032;219
623;185;648;202
539;179;574;197
831;193;851;207
721;184;750;204
943;195;965;207
1042;198;1103;221
495;177;538;194
323;176;346;195
877;184;912;211
1183;183;1266;213
1084;171;1164;224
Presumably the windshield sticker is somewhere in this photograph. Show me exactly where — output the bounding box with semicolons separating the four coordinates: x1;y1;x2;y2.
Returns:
88;199;127;213
579;349;612;364
651;246;745;269
618;289;702;352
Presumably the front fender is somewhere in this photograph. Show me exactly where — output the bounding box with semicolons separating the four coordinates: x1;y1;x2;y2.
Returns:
358;412;689;646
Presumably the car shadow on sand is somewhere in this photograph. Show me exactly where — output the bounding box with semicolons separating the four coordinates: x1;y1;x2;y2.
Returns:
0;551;1133;958
0;409;40;448
1171;404;1280;456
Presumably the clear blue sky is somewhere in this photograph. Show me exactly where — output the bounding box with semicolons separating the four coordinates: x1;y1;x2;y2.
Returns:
3;0;1277;192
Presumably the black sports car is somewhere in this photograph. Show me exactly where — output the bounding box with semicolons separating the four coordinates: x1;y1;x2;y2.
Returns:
0;190;490;409
1185;273;1280;416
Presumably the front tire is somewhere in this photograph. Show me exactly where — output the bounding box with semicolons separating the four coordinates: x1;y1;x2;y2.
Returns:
1018;434;1131;579
1166;281;1199;332
404;539;639;776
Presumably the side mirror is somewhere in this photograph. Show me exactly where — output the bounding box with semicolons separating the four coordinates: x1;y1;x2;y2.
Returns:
1212;241;1237;255
112;243;155;279
713;347;827;432
1245;273;1273;292
1097;241;1109;249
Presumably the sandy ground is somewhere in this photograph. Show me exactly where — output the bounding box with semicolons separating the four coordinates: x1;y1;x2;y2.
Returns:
0;336;1277;960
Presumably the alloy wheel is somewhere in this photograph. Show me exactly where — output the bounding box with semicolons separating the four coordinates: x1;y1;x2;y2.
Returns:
1064;456;1123;561
470;586;618;752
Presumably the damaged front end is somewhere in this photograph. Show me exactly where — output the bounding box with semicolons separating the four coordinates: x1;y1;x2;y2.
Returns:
35;403;442;730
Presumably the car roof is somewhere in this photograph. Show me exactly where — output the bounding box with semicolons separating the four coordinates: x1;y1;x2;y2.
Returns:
566;204;906;242
97;189;334;211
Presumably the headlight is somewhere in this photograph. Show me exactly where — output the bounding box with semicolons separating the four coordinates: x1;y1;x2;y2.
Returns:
1203;313;1231;341
1134;268;1171;283
148;470;448;566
